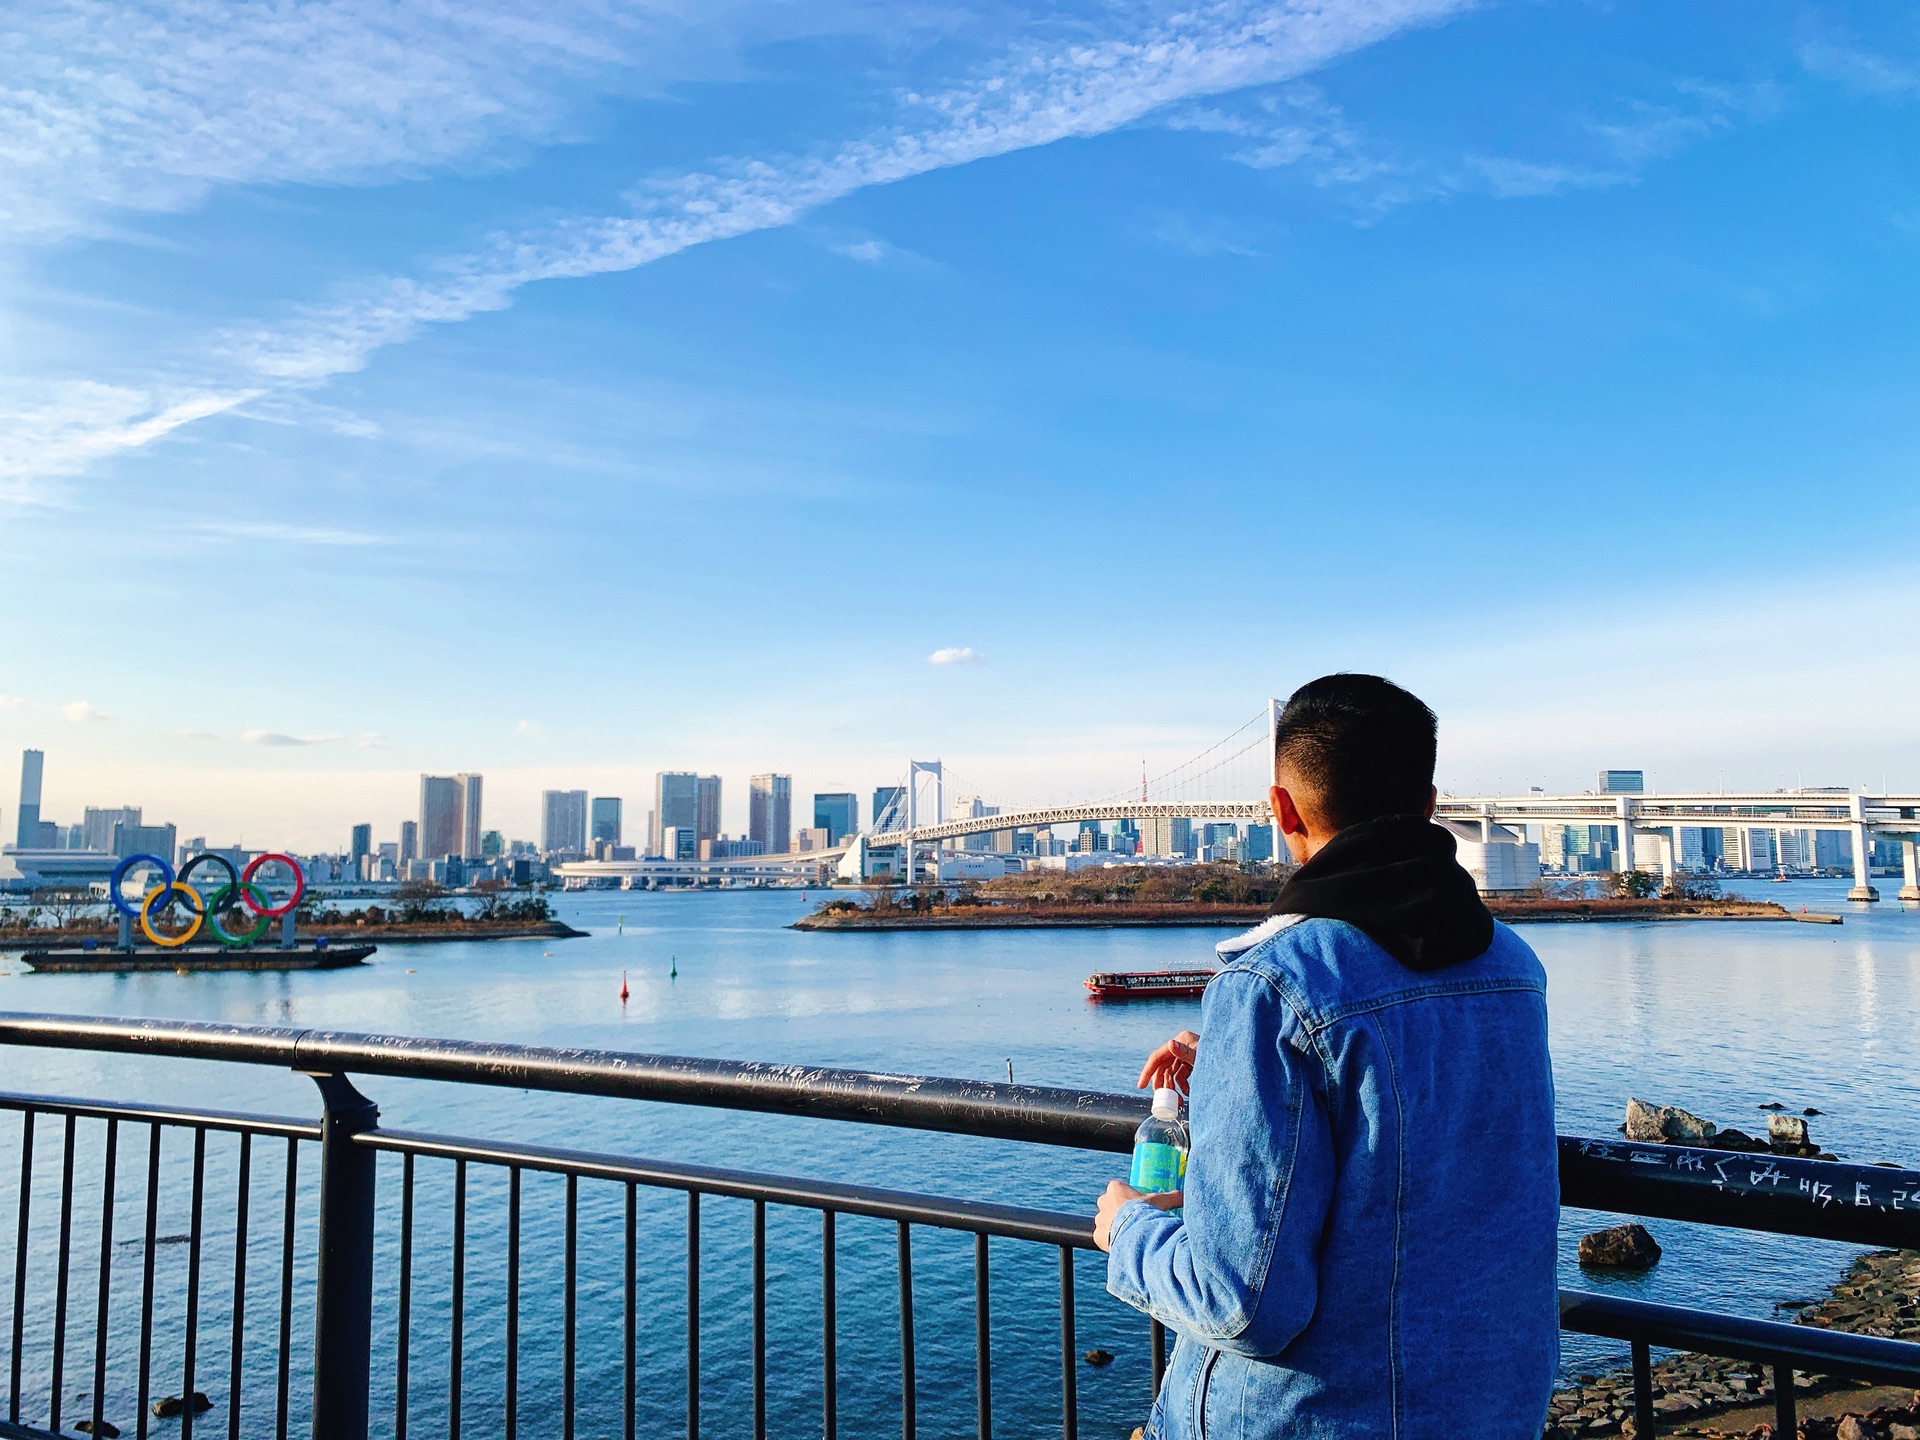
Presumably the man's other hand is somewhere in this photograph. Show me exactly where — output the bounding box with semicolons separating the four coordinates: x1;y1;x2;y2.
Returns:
1137;1030;1200;1093
1093;1181;1183;1251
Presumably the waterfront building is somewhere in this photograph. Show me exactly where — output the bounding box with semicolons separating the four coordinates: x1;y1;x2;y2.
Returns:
481;830;505;859
419;777;463;861
1599;769;1645;795
749;775;792;854
82;807;140;854
813;793;858;846
457;774;484;860
14;750;43;850
652;773;700;856
872;785;906;832
696;776;722;844
399;820;419;865
542;790;589;857
1242;823;1274;863
1074;821;1107;853
590;797;623;847
1815;829;1852;872
661;825;698;861
350;824;372;863
118;823;176;860
703;837;768;859
1438;819;1540;893
795;827;832;853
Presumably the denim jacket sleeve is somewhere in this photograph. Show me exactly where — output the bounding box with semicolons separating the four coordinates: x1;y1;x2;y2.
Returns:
1105;966;1334;1359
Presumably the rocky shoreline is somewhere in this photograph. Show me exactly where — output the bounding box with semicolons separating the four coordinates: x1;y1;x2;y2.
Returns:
1545;1249;1920;1438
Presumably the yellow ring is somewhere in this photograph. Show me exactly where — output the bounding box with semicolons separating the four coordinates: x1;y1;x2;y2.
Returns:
139;882;204;949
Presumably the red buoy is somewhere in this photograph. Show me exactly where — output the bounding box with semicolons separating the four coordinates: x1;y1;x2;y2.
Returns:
620;970;630;1002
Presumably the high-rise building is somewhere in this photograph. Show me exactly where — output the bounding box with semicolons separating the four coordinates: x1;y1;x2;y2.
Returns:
813;793;858;846
652;773;699;856
1598;770;1645;794
696;776;722;844
481;830;505;859
871;786;907;832
399;820;419;865
83;807;141;854
350;824;372;862
542;790;589;856
15;750;44;850
590;797;623;846
457;773;484;860
749;775;792;854
420;776;463;860
661;826;698;861
117;823;176;860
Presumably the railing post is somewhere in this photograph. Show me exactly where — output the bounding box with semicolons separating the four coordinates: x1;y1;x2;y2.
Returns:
306;1072;378;1440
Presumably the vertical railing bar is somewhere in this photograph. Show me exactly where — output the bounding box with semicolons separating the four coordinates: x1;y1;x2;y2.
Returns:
227;1133;250;1440
686;1190;700;1440
1631;1339;1656;1440
752;1198;766;1440
90;1118;119;1440
395;1152;413;1440
180;1128;206;1440
897;1221;916;1440
623;1182;636;1440
1058;1248;1077;1440
449;1158;466;1440
1149;1319;1166;1400
564;1173;577;1440
8;1107;31;1424
49;1112;76;1433
822;1210;837;1440
138;1124;162;1440
974;1232;991;1440
505;1167;520;1440
1773;1360;1796;1440
273;1138;297;1440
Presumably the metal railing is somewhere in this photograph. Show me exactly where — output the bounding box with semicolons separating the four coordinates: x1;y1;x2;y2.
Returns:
0;1011;1915;1440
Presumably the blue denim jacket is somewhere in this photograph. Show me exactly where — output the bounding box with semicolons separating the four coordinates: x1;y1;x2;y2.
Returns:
1106;914;1558;1440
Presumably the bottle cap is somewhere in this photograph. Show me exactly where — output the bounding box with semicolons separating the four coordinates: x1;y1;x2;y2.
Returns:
1151;1087;1181;1119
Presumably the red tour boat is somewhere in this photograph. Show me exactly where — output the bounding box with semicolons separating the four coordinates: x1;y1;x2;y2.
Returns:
1084;970;1217;1000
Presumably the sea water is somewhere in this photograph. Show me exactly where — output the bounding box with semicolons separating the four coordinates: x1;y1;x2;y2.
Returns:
0;878;1915;1436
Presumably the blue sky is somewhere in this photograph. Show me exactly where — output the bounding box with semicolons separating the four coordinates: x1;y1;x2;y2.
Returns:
3;0;1919;848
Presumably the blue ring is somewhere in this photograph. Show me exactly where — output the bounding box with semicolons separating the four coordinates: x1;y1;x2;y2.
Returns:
109;853;175;917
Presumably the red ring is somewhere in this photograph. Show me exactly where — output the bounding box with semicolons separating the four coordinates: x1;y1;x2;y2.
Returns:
241;852;306;917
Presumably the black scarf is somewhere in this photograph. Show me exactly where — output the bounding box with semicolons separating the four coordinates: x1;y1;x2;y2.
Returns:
1270;813;1494;972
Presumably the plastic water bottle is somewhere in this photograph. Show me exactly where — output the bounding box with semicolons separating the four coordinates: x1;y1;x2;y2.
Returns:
1129;1088;1189;1204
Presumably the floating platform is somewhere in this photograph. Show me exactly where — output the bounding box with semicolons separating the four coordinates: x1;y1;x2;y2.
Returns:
1085;969;1217;1000
19;942;376;973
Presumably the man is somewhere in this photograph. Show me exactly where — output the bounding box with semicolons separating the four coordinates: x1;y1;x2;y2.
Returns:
1094;673;1558;1440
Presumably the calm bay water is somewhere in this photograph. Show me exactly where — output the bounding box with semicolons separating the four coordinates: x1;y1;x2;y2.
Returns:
2;879;1917;1436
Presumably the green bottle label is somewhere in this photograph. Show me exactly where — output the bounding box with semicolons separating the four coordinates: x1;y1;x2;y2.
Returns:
1129;1141;1187;1193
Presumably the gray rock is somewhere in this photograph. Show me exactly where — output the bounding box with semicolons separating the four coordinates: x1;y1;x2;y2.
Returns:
1578;1224;1663;1270
1626;1098;1717;1144
1768;1114;1810;1148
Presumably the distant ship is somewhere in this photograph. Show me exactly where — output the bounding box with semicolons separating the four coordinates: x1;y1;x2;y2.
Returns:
1085;969;1216;1000
1771;871;1792;883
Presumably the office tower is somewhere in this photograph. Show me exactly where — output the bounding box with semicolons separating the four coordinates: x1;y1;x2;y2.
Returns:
652;773;699;856
1598;770;1645;795
749;775;792;855
83;807;141;854
1170;817;1194;857
591;796;623;846
350;824;372;862
661;826;698;861
15;750;43;849
481;830;504;859
420;776;463;860
117;823;177;860
399;820;419;865
871;786;906;832
456;773;484;860
1242;824;1274;863
542;790;589;856
696;775;722;844
813;793;858;846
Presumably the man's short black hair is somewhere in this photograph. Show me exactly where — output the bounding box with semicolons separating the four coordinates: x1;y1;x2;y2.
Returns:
1274;673;1437;830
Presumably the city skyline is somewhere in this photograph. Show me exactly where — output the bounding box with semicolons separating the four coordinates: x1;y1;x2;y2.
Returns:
4;5;1920;841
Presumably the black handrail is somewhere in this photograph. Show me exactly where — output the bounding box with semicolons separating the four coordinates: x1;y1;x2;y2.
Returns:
3;1013;1916;1247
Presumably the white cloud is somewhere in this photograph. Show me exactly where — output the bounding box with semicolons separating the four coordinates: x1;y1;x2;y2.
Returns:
0;382;257;499
194;521;394;547
928;646;979;665
242;730;344;746
513;719;544;738
60;700;111;723
0;0;1472;496
0;694;27;711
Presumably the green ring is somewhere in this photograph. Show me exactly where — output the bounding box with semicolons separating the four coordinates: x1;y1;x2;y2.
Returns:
206;882;272;947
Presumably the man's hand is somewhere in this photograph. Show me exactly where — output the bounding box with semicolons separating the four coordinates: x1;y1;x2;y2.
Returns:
1138;1030;1201;1094
1093;1180;1184;1251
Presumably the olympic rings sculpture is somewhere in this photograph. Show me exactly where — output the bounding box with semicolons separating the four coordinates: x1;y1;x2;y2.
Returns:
108;851;305;949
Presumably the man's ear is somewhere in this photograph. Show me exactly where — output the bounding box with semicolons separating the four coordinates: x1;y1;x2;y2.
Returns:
1270;785;1309;837
1423;784;1437;820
